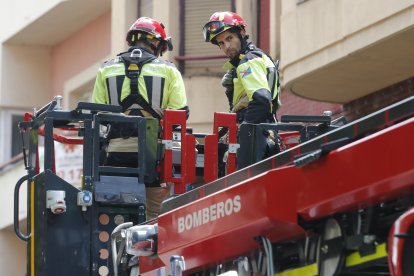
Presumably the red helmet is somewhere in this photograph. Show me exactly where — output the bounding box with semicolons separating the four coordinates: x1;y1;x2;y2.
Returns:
126;17;172;53
203;11;246;44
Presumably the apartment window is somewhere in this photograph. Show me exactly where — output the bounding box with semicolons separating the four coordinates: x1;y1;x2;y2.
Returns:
0;110;27;164
11;114;27;157
179;0;234;76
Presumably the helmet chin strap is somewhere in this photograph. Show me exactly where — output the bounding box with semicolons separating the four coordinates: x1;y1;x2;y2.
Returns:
156;42;166;57
229;30;249;66
151;40;167;57
238;32;249;54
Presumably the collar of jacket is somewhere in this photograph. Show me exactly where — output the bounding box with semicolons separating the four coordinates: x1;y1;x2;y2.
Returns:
117;46;156;57
224;41;257;69
118;46;158;69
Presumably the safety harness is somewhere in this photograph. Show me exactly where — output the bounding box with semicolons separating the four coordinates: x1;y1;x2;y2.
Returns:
119;48;162;119
106;47;163;139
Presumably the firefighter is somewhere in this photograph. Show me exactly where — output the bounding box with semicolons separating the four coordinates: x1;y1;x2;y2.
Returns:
203;11;281;159
203;11;280;124
92;17;189;220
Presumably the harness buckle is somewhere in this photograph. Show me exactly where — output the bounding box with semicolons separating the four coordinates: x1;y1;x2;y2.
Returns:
130;49;143;58
127;71;139;78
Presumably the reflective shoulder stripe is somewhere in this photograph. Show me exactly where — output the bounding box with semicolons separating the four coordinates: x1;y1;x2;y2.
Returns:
162;60;177;68
263;55;281;107
267;67;276;100
105;75;125;106
273;59;282;107
100;57;121;69
143;75;165;116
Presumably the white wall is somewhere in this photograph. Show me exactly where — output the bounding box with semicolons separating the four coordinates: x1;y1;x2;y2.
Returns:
281;0;414;68
0;228;26;276
0;161;27;230
0;0;62;41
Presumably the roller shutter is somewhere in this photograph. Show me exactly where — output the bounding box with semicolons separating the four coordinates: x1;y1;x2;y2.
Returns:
184;0;232;75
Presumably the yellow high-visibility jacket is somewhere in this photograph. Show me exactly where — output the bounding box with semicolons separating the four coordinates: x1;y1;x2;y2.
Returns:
223;43;280;123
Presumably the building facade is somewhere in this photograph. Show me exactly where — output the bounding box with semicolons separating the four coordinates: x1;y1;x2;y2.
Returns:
1;0;414;275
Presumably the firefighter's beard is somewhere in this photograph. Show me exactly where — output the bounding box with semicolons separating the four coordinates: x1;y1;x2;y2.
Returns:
225;48;239;60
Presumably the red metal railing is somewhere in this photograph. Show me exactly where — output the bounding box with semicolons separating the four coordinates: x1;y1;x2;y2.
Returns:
161;110;196;194
204;112;238;183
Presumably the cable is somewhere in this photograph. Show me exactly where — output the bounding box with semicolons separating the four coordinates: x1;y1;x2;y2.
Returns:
111;222;133;276
260;236;274;276
265;237;274;276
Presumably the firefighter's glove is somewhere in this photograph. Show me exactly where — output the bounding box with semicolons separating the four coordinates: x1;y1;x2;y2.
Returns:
232;95;249;113
221;69;235;91
263;129;281;158
265;130;276;146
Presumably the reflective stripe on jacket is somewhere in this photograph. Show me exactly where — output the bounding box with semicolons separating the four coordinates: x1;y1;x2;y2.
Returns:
223;44;280;123
92;47;187;116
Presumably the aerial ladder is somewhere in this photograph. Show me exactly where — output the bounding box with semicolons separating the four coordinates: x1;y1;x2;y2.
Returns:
14;95;414;276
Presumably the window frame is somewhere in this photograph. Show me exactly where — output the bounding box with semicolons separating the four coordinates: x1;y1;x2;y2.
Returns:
0;108;27;164
177;0;235;76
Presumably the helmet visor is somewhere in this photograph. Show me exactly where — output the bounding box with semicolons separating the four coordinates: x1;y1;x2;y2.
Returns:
203;20;228;42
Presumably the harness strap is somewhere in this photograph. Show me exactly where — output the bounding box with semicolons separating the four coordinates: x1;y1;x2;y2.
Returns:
119;49;162;119
106;73;125;106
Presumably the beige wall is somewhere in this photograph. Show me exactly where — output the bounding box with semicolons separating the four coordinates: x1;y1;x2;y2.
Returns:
0;228;26;276
269;0;282;59
1;44;52;108
111;0;138;55
153;0;180;62
236;0;259;44
184;76;230;133
0;163;27;276
0;0;111;110
52;11;111;97
0;162;27;230
282;0;414;67
281;0;414;102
